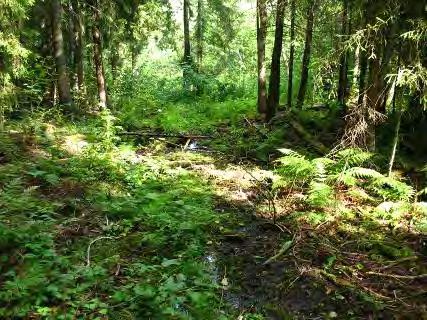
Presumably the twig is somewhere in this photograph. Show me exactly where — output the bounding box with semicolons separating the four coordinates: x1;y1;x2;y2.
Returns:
379;256;418;270
263;236;295;265
366;271;427;280
86;236;115;267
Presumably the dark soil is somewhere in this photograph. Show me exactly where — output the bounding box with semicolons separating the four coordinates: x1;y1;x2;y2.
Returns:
213;199;427;320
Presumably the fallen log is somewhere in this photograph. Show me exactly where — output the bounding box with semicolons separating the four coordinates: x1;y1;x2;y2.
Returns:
118;132;213;139
289;120;329;154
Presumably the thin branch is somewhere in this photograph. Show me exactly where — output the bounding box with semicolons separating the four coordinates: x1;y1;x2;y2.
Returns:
86;236;115;267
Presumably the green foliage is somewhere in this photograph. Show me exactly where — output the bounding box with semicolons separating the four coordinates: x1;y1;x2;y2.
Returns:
275;148;416;207
0;120;230;319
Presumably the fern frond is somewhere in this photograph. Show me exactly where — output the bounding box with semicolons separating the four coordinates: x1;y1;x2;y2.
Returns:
272;177;289;190
277;148;304;158
312;158;329;183
333;171;358;187
307;182;334;207
371;177;415;201
345;167;384;179
417;187;427;196
334;148;374;166
347;187;375;202
275;155;315;184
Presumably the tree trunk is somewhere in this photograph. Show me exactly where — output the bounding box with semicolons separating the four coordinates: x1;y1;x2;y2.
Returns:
357;50;368;107
91;0;107;109
256;0;268;115
337;0;349;107
366;54;382;111
51;0;72;106
196;0;204;72
388;109;402;176
266;0;286;121
183;0;192;89
378;22;397;112
67;0;76;91
287;0;296;109
111;48;120;82
296;0;315;108
71;0;84;93
131;46;138;71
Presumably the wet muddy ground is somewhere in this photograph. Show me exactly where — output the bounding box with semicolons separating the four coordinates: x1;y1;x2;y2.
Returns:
208;198;427;320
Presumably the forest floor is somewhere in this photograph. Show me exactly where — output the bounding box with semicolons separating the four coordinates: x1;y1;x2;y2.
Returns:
0;108;426;319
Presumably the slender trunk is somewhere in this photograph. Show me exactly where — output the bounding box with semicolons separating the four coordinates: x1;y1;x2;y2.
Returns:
71;0;84;93
183;0;192;89
91;0;107;109
266;0;286;121
357;50;368;107
51;0;72;106
351;46;360;99
256;0;268;115
196;0;204;72
111;48;120;81
378;22;397;112
388;109;402;176
131;46;138;70
287;0;296;109
366;54;381;111
296;0;315;108
67;1;76;90
337;0;349;107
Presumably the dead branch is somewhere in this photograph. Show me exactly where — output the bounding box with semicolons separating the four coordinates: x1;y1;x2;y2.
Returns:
118;132;213;139
366;271;427;280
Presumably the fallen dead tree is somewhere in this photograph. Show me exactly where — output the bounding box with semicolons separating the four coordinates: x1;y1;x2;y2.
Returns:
118;131;213;139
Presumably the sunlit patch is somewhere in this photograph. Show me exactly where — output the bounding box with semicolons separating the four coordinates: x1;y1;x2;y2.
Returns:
61;134;89;155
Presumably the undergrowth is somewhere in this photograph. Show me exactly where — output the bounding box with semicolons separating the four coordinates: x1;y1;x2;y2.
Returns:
0;116;230;319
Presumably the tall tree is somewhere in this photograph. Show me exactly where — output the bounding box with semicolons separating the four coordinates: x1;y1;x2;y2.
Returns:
287;0;296;109
296;0;315;108
71;0;84;93
51;0;72;106
337;0;349;107
196;0;204;72
266;0;286;120
256;0;268;115
91;0;107;108
183;0;192;89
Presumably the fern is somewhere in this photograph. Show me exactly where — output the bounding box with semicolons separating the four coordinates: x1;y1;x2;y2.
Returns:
307;182;334;207
275;147;416;208
275;150;315;185
334;148;374;167
417;187;427;196
371;176;415;201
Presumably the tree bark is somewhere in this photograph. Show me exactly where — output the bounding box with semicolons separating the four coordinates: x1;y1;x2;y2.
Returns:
357;50;368;107
266;0;286;121
337;0;349;107
256;0;268;115
196;0;204;72
183;0;192;89
287;0;296;109
378;22;397;113
51;0;72;106
91;0;107;109
71;0;84;93
296;0;315;108
388;109;402;176
366;53;382;111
